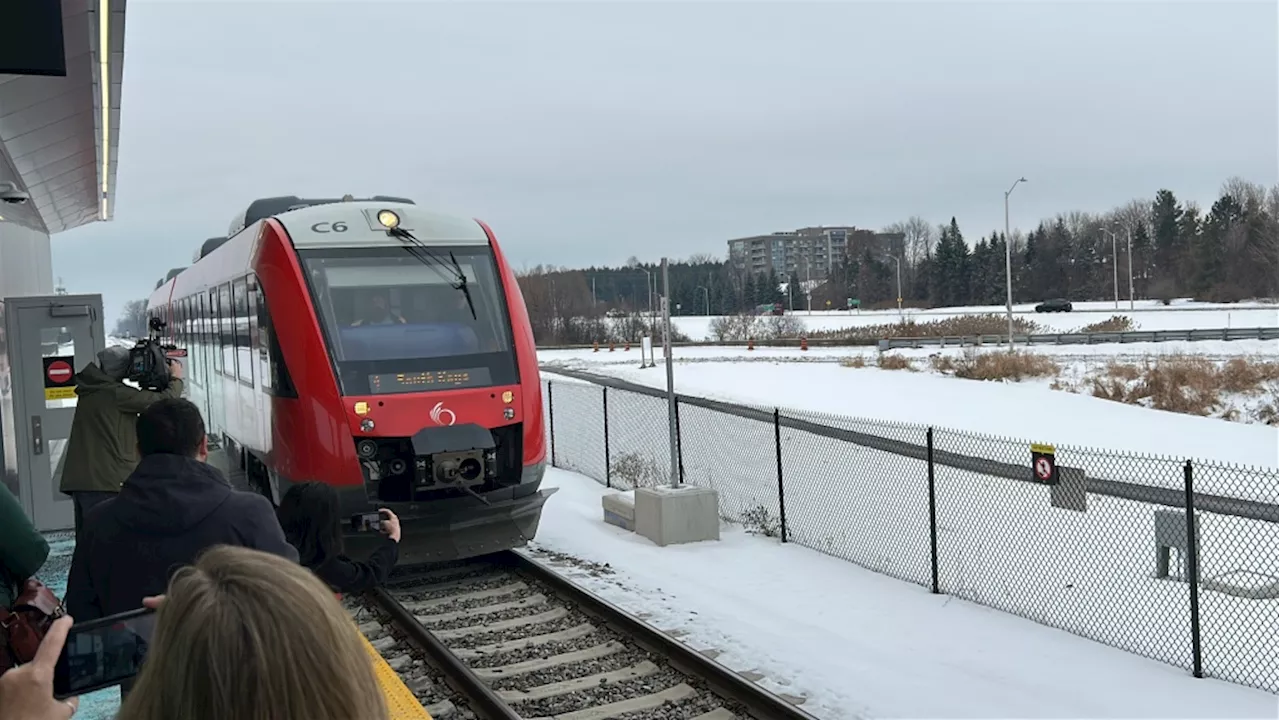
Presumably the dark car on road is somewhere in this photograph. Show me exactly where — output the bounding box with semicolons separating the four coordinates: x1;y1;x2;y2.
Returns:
1035;298;1073;313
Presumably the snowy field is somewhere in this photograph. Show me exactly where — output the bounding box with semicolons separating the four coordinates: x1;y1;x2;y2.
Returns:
524;469;1279;719
538;343;1280;694
539;346;1279;471
661;299;1279;340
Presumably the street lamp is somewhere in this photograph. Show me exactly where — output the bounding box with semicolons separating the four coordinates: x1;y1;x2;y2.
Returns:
1103;226;1119;310
1004;176;1027;352
884;255;904;323
695;285;710;316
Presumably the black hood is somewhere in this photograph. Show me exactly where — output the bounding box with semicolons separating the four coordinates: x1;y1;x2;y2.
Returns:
74;363;121;395
112;455;233;535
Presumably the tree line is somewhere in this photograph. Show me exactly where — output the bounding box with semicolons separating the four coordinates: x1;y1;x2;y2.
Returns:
517;177;1278;343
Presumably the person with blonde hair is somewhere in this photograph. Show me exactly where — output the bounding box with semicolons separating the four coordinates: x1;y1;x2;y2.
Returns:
116;545;389;720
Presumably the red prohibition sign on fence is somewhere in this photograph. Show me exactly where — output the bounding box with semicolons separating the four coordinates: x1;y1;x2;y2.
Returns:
46;360;73;384
1035;456;1053;481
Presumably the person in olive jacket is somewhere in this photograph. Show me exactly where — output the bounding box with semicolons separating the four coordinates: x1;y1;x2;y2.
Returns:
0;482;50;609
59;346;185;546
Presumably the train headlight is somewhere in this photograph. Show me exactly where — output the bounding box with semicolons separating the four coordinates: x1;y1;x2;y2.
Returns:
376;210;400;229
360;418;375;433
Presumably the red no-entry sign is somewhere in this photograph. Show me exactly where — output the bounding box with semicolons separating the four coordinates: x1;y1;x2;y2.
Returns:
46;359;72;384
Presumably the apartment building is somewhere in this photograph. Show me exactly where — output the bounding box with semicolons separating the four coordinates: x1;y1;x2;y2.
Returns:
727;226;903;278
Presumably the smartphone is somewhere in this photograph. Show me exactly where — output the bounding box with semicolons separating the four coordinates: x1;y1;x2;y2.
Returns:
53;607;156;700
351;511;382;532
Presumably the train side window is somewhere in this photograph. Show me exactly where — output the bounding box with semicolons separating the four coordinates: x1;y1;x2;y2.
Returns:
254;280;296;398
233;276;253;387
219;283;234;377
210;290;221;375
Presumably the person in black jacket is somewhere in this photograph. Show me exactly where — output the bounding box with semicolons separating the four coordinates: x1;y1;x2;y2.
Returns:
277;482;400;594
65;398;299;625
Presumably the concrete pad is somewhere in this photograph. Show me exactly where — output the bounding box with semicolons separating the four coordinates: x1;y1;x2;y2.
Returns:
635;485;720;547
602;490;636;532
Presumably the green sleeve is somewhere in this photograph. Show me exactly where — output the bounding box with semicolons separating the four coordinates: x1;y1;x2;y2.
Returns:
112;378;185;413
0;483;50;581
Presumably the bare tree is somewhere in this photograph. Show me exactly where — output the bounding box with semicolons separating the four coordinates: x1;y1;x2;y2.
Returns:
114;299;148;337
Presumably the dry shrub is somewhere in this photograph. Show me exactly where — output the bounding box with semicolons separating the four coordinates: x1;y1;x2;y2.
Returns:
1131;356;1220;416
1077;315;1135;333
708;313;806;341
1089;377;1130;402
1102;361;1142;381
840;355;867;368
1220;357;1279;393
877;353;914;370
950;350;1060;382
809;313;1044;341
929;354;957;373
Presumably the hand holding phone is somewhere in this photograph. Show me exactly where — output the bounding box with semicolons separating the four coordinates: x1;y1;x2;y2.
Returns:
0;615;80;719
52;608;156;700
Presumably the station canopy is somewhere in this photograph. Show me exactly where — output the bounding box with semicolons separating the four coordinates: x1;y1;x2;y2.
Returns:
0;0;126;234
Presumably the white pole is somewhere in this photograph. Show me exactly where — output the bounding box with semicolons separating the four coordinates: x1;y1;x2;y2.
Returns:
1111;230;1119;310
1004;177;1026;352
661;258;679;488
1127;227;1135;311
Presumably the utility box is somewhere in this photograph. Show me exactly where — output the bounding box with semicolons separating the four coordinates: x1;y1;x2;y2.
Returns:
635;485;720;547
601;491;636;532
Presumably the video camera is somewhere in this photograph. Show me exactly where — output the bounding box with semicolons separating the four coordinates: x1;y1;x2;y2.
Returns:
127;317;187;391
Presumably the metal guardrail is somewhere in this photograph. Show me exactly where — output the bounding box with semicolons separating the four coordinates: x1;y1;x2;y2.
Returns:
537;327;1279;351
878;327;1279;351
539;365;1279;524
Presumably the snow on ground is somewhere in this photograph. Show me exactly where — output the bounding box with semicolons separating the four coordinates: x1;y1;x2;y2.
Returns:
525;469;1278;719
662;300;1279;341
539;348;1279;473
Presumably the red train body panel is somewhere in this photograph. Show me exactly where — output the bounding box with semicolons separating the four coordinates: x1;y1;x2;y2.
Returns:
146;197;553;563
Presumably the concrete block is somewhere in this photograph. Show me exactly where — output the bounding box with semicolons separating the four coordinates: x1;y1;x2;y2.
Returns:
635;486;720;547
602;491;637;532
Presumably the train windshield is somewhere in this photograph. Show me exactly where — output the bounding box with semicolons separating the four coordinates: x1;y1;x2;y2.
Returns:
299;246;518;395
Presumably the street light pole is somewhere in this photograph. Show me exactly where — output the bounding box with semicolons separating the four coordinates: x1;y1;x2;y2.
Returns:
1105;228;1119;310
1127;227;1135;311
1004;176;1027;352
887;255;903;322
696;285;710;316
661;258;679;488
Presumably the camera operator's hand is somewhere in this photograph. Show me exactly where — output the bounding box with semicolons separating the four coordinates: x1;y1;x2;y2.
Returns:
378;508;402;543
168;359;184;380
0;615;79;720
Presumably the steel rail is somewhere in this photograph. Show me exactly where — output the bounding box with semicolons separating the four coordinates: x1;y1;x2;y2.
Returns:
500;550;820;720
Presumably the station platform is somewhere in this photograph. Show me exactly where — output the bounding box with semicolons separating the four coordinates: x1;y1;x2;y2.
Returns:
33;518;428;718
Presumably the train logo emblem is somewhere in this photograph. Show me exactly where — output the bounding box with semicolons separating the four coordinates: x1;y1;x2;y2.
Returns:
430;402;457;426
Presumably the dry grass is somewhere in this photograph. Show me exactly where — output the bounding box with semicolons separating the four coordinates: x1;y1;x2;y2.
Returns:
1088;355;1279;422
947;350;1061;382
1076;315;1136;333
840;355;867;368
877;353;915;370
810;314;1044;341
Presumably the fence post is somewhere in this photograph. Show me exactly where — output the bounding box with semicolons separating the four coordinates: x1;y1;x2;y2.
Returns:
774;408;788;543
675;396;685;484
602;386;611;488
547;381;556;468
927;427;940;594
1184;460;1203;678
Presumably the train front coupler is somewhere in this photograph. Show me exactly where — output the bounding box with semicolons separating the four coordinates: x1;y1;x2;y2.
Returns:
409;424;499;494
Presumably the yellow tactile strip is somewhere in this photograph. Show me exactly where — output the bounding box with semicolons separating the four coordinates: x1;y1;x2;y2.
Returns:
360;628;433;719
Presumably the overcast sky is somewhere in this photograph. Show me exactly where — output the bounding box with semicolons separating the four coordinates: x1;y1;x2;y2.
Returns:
50;0;1278;325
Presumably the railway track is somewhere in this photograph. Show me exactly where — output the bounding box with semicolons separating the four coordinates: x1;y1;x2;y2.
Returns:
351;550;817;720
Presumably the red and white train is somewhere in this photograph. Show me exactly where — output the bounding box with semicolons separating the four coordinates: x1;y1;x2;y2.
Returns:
146;195;554;563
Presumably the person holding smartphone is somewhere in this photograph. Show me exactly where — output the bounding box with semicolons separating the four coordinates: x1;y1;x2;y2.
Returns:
276;482;400;594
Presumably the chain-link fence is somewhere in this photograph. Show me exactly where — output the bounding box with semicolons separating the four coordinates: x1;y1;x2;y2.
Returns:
540;372;1280;694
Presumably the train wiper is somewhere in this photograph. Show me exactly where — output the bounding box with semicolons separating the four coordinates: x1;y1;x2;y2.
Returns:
389;227;477;320
448;251;477;321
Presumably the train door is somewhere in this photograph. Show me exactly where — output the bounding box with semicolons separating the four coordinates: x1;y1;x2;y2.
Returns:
1;294;105;531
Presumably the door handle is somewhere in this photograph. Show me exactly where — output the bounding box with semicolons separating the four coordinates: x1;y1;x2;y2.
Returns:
31;415;43;455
